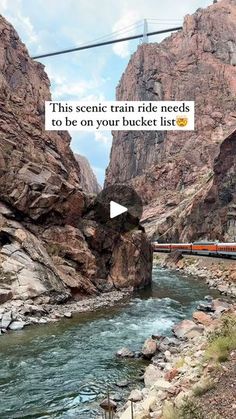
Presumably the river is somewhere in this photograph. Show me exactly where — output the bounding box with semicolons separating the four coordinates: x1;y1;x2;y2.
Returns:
0;266;219;418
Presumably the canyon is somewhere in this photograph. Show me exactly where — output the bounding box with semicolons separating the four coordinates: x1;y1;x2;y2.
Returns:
0;1;235;418
0;14;152;305
106;0;236;243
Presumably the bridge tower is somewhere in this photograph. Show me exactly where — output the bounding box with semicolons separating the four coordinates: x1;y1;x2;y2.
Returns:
143;19;149;44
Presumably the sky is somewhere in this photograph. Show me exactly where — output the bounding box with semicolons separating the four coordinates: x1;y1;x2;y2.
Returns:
0;0;213;185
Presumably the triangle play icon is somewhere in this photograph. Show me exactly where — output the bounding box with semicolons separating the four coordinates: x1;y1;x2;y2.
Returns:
110;200;128;219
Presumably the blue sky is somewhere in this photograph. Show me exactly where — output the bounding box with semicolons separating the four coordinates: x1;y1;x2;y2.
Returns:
0;0;212;185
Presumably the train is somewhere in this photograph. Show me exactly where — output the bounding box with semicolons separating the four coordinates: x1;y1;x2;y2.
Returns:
152;242;236;259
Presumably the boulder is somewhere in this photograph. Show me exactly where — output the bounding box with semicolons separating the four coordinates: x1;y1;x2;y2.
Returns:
212;299;230;314
1;311;12;329
116;347;135;358
64;311;72;318
173;319;203;339
9;321;25;331
142;338;158;359
141;394;158;412
204;295;213;302
192;311;212;326
153;378;172;391
197;303;214;312
218;284;229;294
164;368;179;382
128;389;143;402
134;411;151;419
144;364;163;388
116;380;130;388
38;318;48;324
184;327;204;339
120;405;150;419
0;288;13;304
111;393;122;402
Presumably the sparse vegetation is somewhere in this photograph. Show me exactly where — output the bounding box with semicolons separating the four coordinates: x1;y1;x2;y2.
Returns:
205;314;236;363
185;258;197;266
46;243;66;258
162;397;205;419
180;397;205;419
0;266;15;284
162;400;179;419
193;378;216;396
175;357;185;368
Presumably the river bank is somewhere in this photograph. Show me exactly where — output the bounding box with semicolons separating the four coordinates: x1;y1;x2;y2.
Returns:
114;297;236;419
1;253;235;335
109;256;236;419
0;290;130;334
154;252;236;298
0;266;220;418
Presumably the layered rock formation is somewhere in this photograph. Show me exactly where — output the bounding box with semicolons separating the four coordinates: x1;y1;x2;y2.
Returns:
106;0;236;242
74;154;101;194
178;129;236;241
0;15;152;304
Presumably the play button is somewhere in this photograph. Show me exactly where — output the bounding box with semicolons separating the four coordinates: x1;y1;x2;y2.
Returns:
86;184;143;233
110;201;127;219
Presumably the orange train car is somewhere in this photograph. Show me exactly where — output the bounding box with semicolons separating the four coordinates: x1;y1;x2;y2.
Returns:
152;242;236;259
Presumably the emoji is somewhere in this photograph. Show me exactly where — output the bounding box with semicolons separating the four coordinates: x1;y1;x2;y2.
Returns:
176;116;188;127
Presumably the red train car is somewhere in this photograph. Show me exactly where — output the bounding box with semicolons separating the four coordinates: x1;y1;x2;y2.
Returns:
152;242;236;259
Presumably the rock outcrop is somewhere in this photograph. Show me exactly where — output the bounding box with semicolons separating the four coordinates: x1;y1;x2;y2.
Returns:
117;301;236;419
0;15;152;303
106;0;236;242
180;129;236;241
75;154;101;194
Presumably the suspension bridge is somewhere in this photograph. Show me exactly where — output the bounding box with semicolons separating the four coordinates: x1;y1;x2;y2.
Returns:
31;19;183;59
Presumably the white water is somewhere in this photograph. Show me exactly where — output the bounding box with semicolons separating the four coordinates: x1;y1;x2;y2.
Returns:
0;266;219;418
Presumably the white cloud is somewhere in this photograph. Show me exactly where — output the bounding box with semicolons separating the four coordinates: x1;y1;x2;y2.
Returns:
0;0;8;10
53;80;96;98
94;131;112;146
0;0;40;50
14;13;38;45
45;64;107;100
79;93;106;102
52;80;107;100
112;10;141;58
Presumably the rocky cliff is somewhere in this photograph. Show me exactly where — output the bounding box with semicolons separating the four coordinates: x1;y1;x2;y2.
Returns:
180;128;236;242
74;154;101;194
106;0;236;242
0;15;152;304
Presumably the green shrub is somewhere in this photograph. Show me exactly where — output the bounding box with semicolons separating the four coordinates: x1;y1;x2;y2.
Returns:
193;378;216;396
163;397;219;419
46;243;65;257
206;314;236;362
208;314;236;342
175;357;185;368
205;335;236;362
162;401;180;419
180;397;204;419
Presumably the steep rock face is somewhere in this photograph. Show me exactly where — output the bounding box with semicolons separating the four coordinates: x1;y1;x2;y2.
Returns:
106;0;236;242
0;15;152;302
75;154;101;194
178;129;236;242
